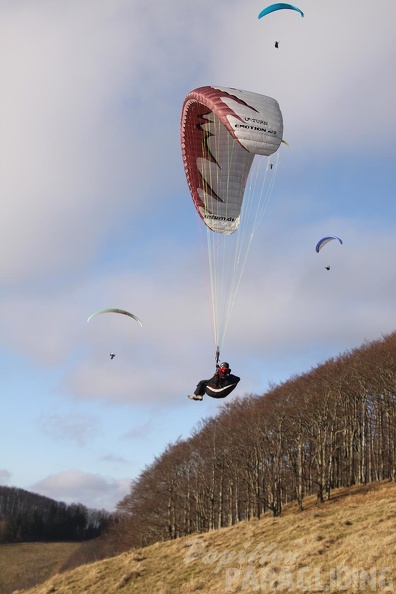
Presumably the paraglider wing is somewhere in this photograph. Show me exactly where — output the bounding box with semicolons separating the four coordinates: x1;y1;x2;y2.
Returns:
258;3;304;19
315;236;343;253
87;308;143;327
180;85;283;235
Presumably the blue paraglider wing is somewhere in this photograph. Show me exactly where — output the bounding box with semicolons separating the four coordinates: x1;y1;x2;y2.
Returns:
315;236;343;253
258;3;304;19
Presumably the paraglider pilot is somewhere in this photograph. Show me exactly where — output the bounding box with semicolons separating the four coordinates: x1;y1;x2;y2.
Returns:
188;362;240;401
110;352;115;359
274;41;279;48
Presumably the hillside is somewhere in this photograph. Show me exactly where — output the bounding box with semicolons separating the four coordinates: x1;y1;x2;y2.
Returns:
15;480;396;594
0;542;81;594
114;333;396;549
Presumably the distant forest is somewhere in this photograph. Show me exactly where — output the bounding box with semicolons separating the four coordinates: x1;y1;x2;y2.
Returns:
0;486;112;543
113;332;396;550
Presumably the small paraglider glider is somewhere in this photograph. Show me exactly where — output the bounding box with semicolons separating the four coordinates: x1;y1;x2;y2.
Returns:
315;236;343;253
87;310;141;359
87;308;143;326
316;236;343;271
258;3;304;20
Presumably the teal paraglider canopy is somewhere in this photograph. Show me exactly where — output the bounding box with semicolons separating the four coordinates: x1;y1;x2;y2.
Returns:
258;3;304;20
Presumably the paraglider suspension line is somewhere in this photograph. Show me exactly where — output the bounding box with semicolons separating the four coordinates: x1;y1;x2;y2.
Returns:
215;345;220;368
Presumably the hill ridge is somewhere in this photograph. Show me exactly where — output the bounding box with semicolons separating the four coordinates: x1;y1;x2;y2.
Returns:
15;480;396;594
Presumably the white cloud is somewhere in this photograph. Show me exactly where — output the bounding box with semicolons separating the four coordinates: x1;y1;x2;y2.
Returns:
0;0;183;288
0;470;12;484
99;453;128;464
39;412;98;447
32;469;130;511
209;0;396;155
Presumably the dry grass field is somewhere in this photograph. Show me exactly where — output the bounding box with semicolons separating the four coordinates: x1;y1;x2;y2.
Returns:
10;481;396;593
0;542;80;594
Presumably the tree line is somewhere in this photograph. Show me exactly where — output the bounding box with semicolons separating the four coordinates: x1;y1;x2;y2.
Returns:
113;332;396;550
0;486;111;543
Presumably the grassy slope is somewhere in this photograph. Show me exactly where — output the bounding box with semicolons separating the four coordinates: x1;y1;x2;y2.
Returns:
13;481;396;594
0;542;80;594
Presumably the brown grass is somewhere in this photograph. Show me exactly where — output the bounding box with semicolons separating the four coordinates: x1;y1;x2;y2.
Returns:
13;481;396;593
0;542;80;594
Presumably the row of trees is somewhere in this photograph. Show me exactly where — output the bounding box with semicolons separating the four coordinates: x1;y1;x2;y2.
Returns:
0;486;111;543
114;332;396;549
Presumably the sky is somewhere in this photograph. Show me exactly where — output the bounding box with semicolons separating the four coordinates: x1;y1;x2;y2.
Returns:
1;0;395;512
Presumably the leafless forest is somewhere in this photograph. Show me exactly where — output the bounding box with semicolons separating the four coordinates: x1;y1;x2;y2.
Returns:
115;332;396;549
0;487;110;543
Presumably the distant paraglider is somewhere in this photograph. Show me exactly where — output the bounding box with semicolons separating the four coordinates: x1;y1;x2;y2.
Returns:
259;4;303;52
315;236;343;271
258;3;304;20
87;308;143;327
87;309;142;359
